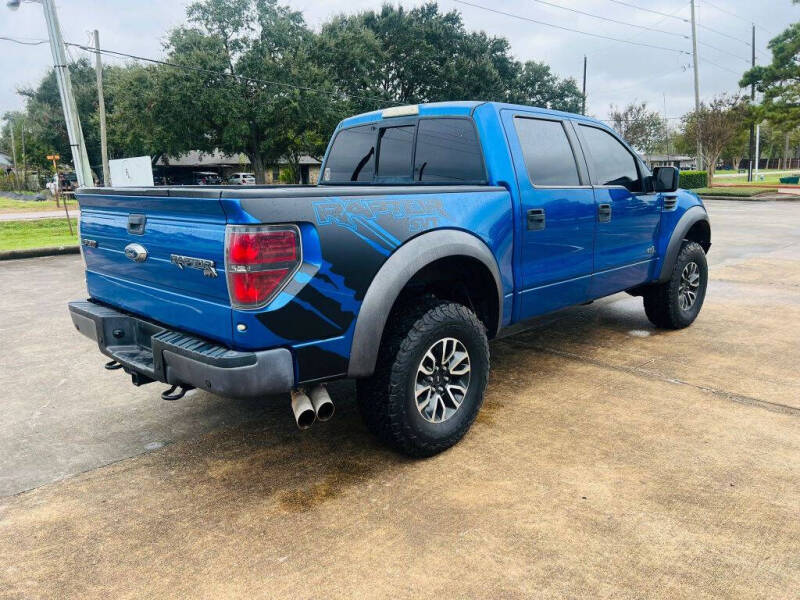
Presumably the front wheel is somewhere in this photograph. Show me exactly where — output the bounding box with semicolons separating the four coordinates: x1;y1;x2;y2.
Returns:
644;241;708;329
357;299;490;458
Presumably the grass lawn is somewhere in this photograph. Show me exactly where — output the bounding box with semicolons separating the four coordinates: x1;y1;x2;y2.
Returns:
0;195;78;214
0;218;79;252
693;187;772;197
713;169;800;185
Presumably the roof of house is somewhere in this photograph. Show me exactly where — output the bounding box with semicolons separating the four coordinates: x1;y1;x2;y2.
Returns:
156;151;249;168
643;154;694;162
155;150;321;167
0;152;12;168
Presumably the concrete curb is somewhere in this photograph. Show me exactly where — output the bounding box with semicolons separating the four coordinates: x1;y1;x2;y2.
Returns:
0;245;80;261
698;194;800;202
698;195;770;202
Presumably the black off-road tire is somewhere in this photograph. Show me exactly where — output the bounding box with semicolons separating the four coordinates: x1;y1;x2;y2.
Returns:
643;241;708;329
357;298;490;458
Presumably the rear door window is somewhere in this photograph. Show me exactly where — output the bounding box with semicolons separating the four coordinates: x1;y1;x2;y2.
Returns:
414;119;485;183
579;125;642;192
514;117;581;186
376;125;415;179
323;125;376;182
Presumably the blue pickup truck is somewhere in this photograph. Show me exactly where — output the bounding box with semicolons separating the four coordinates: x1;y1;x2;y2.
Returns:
69;101;710;456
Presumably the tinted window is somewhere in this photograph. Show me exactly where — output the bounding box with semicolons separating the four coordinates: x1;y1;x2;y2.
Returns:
377;126;414;179
579;125;641;192
323;125;375;182
414;119;485;182
514;117;580;186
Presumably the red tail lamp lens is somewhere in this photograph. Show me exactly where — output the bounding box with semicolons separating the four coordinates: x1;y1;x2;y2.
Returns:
225;226;300;308
230;269;290;305
228;230;298;264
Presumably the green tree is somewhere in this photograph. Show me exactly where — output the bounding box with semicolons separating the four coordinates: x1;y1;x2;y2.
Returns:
740;20;800;129
315;3;582;113
125;0;338;182
683;94;748;184
608;102;666;155
15;59;102;173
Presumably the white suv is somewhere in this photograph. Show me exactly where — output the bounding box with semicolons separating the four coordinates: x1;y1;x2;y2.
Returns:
228;172;256;185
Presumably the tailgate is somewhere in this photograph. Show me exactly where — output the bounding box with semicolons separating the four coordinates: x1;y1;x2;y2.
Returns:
77;188;233;346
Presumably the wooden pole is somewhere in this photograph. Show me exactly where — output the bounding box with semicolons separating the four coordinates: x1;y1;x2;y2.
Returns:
94;30;110;187
52;156;73;235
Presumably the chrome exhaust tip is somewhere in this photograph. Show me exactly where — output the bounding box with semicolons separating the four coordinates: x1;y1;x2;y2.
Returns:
309;384;335;422
290;389;316;429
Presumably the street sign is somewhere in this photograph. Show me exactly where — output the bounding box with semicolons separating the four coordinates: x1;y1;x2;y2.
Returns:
46;154;60;161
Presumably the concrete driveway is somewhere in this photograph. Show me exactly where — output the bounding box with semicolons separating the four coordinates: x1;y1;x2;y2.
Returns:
0;200;798;599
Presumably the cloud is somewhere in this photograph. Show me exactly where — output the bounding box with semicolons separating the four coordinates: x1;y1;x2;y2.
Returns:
0;0;794;122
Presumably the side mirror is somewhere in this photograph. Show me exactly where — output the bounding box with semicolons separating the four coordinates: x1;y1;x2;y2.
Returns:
653;166;679;193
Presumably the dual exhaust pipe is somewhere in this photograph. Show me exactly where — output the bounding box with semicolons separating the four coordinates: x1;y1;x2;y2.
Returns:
290;385;334;429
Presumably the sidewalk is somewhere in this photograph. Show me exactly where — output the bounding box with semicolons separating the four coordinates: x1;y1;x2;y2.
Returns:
0;209;79;222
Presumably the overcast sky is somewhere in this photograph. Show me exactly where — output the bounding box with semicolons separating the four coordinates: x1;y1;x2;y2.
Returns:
0;0;796;126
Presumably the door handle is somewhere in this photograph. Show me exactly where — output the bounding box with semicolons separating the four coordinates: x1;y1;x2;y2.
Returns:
598;203;612;223
527;208;546;231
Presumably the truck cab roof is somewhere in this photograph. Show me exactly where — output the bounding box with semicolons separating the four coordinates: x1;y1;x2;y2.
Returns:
337;101;608;130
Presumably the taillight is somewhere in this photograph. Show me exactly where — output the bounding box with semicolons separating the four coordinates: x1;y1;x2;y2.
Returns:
225;225;301;308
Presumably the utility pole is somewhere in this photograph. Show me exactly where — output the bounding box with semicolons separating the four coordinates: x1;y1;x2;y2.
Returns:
754;124;761;180
663;92;670;160
9;124;19;191
784;132;790;171
690;0;703;170
582;55;587;116
39;0;93;187
94;30;110;187
748;25;756;181
21;119;26;188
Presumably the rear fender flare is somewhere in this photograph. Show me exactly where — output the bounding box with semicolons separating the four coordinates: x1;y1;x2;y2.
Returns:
347;229;503;378
657;205;710;283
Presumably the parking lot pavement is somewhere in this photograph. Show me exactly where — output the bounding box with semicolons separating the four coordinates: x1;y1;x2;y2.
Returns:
1;199;798;598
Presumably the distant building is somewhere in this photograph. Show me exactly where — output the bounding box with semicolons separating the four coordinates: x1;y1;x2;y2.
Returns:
643;154;696;170
154;150;321;184
0;152;12;173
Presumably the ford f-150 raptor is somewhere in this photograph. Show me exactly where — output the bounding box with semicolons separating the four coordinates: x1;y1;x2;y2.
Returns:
69;101;711;457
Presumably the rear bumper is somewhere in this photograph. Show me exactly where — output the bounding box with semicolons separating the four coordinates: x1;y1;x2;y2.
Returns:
68;300;294;398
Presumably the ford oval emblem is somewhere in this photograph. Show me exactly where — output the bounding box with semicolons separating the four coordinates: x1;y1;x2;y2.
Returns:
124;243;148;263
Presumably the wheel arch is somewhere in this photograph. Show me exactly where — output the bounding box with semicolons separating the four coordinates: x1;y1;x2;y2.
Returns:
657;205;711;283
347;229;503;378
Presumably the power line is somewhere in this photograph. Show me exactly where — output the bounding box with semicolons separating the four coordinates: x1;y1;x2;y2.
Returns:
702;0;775;35
699;57;742;77
601;0;689;23
591;1;691;58
697;22;767;56
697;39;751;64
65;42;400;107
450;0;689;54
0;35;48;46
526;0;688;39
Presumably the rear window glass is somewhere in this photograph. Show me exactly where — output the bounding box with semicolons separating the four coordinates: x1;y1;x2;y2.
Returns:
414;119;485;182
377;126;414;179
514;117;580;186
322;118;485;184
323;125;376;182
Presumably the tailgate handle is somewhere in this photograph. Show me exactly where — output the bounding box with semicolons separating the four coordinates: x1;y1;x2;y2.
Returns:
128;214;146;235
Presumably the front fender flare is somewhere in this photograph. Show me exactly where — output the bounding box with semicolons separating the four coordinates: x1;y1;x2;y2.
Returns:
347;229;503;378
657;204;710;282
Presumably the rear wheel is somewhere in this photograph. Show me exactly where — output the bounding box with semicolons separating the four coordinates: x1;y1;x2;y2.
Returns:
644;241;708;329
357;299;489;457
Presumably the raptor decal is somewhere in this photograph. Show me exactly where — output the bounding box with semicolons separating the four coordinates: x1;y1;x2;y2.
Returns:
312;197;447;255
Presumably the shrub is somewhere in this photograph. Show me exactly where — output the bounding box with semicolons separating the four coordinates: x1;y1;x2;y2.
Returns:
679;170;708;189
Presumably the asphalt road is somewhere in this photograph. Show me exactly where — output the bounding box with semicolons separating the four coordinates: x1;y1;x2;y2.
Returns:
1;199;798;599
